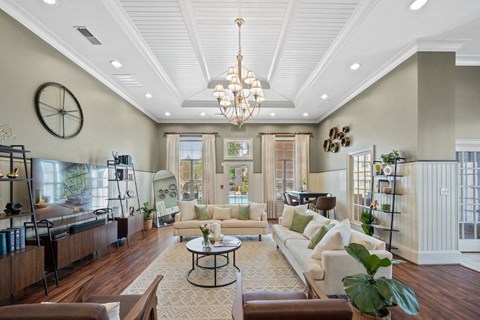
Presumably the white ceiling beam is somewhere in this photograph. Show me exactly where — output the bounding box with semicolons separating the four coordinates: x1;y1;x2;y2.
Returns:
101;0;183;104
267;0;302;82
294;0;379;108
178;0;210;86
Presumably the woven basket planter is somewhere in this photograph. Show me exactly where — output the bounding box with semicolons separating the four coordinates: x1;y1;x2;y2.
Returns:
350;304;391;320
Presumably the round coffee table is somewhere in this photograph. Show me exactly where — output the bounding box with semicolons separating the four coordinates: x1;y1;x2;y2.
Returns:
186;236;241;288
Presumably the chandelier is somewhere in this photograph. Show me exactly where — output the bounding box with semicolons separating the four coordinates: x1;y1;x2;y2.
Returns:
213;18;264;127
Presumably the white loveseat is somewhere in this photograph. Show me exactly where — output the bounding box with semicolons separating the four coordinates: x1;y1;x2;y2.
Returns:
272;209;393;295
173;203;268;242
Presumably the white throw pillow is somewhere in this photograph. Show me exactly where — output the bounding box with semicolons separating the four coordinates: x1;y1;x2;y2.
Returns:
351;238;377;250
213;207;232;220
280;204;308;227
311;219;351;260
303;221;324;239
177;199;198;221
102;302;120;320
249;202;266;221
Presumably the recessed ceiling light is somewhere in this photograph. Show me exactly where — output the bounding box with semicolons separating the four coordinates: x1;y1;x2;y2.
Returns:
43;0;58;5
321;94;329;100
165;112;171;116
409;0;428;10
145;93;152;98
350;63;361;71
270;112;276;116
303;113;309;117
110;60;122;68
200;112;206;116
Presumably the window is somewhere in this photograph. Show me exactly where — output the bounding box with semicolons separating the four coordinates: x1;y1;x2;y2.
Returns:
457;150;480;241
275;138;295;199
179;139;203;201
349;149;372;222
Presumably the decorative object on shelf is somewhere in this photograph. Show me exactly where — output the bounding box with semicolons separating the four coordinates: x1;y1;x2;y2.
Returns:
370;200;378;210
323;126;351;152
373;163;382;175
381;204;391;212
112;151;120;164
361;210;375;236
383;165;394;176
126;190;135;198
138;202;154;231
7;168;19;179
35;82;84;139
129;206;135;215
378;179;389;193
4;202;22;215
343;243;419;319
383;186;392;194
199;223;213;249
212;17;264;128
380;150;400;165
0;124;16;145
301;176;307;192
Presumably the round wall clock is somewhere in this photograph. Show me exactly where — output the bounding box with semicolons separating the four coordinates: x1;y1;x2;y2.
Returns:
35;82;84;139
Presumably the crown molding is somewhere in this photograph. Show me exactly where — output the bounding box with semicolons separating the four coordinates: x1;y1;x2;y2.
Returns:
294;0;380;107
1;0;160;122
456;55;480;66
416;38;467;52
156;118;317;125
101;0;183;104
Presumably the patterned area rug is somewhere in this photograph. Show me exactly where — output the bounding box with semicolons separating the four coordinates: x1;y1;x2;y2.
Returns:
123;235;306;319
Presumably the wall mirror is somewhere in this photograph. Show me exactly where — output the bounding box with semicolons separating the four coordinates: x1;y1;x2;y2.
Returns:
153;170;179;226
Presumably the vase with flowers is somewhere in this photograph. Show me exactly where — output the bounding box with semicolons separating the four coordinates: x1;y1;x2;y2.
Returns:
199;223;213;248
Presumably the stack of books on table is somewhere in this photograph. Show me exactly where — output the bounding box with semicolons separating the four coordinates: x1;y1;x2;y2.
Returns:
213;239;240;247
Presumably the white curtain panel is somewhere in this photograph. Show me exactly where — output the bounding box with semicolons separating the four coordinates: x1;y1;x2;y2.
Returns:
262;134;277;218
202;134;216;204
165;134;180;181
295;134;310;190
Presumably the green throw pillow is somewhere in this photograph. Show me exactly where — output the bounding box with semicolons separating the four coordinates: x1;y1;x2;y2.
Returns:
195;205;211;220
237;205;250;220
289;211;313;233
308;224;335;249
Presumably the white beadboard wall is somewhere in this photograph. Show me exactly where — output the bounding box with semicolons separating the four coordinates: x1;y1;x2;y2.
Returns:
315;162;461;265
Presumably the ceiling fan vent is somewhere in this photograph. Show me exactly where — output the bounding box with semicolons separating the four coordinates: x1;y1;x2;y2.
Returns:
74;26;102;45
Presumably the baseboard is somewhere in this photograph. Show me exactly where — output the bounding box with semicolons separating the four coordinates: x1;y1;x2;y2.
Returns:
393;244;461;264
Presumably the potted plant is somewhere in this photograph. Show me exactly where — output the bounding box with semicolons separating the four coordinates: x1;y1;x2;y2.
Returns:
342;243;419;319
138;202;154;231
380;150;400;165
360;210;375;236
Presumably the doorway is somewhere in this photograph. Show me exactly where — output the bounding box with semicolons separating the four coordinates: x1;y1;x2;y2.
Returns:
223;162;251;204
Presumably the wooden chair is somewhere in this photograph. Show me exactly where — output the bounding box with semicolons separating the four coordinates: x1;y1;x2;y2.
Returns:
232;272;352;320
52;275;163;320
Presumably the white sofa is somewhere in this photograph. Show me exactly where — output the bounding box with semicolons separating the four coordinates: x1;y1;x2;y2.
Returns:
173;204;268;242
272;210;393;295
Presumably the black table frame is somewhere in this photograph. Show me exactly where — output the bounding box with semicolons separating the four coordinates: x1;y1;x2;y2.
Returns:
186;237;241;288
287;191;330;205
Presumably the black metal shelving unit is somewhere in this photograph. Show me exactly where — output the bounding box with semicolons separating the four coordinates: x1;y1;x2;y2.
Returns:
369;157;405;251
106;160;140;218
0;145;48;296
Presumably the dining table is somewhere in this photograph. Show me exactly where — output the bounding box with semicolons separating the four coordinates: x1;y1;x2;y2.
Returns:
286;191;330;205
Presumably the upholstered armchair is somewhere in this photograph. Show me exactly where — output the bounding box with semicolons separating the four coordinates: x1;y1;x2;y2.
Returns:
0;275;163;320
232;272;352;320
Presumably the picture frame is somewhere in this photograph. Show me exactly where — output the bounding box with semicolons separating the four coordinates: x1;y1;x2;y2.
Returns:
224;138;253;160
378;179;390;193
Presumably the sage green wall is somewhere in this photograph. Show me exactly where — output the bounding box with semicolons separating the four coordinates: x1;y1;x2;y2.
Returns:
456;66;480;139
417;52;456;160
317;55;419;171
0;9;158;171
157;123;320;173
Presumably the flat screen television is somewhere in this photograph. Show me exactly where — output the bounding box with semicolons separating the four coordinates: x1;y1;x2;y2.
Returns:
31;158;109;219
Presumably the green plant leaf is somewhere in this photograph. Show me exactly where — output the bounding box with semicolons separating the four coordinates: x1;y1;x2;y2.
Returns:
377;278;419;315
367;255;392;275
344;243;373;275
343;274;385;314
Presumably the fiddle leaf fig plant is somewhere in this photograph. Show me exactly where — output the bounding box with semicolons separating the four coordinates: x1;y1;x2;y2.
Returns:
360;210;375;236
342;243;419;317
138;202;154;220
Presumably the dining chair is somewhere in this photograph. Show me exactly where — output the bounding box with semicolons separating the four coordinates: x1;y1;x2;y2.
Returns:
284;193;299;206
313;196;336;219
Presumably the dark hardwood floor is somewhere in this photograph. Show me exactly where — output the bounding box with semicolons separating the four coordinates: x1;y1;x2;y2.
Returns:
8;224;480;320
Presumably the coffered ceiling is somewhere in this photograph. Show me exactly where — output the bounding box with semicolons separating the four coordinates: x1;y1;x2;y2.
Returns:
2;0;480;124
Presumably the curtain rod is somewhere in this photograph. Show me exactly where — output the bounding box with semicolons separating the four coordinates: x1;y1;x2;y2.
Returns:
163;131;218;136
259;132;313;137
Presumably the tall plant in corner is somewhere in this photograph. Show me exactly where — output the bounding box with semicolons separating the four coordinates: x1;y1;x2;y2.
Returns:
343;243;419;319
